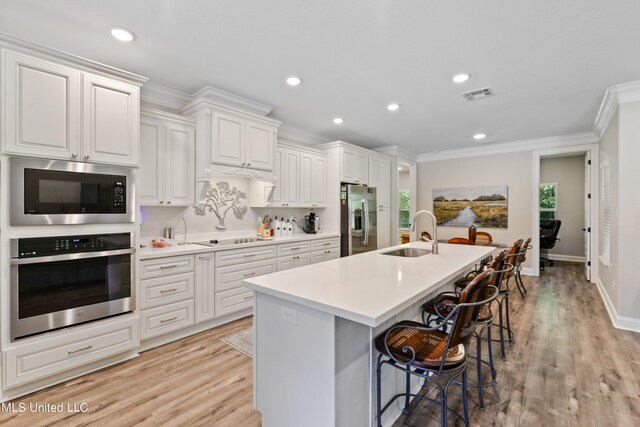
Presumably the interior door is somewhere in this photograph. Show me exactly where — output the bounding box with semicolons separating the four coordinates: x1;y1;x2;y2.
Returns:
584;152;591;281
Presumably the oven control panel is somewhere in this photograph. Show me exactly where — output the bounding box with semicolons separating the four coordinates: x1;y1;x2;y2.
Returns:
12;232;131;258
113;181;126;208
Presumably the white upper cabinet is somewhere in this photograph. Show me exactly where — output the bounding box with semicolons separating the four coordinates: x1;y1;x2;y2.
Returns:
139;110;196;206
212;111;244;166
210;111;276;170
299;152;314;207
369;156;391;209
274;147;300;207
82;74;139;166
311;154;327;208
245;120;275;170
3;51;80;159
2;48;144;166
340;146;368;185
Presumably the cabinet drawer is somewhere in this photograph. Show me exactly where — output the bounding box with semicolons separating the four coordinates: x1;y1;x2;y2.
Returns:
140;300;194;340
310;247;341;264
277;253;311;271
277;241;311;256
215;259;276;293
4;316;137;388
140;255;194;280
140;272;194;310
215;245;276;267
310;238;340;252
215;288;253;318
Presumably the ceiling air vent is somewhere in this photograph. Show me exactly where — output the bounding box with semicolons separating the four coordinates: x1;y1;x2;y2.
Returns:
461;87;495;101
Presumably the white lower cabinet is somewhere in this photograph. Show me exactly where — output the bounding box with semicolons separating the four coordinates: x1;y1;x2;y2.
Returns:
377;209;391;249
215;287;255;318
140;300;195;340
140;255;195;340
3;316;137;388
195;252;216;323
214;258;276;317
310;247;340;264
277;253;311;271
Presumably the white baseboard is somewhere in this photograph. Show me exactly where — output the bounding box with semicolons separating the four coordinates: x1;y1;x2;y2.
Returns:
546;254;585;263
521;267;535;276
595;277;640;333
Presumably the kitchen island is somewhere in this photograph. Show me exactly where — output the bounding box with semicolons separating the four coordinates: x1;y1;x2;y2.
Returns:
243;241;495;427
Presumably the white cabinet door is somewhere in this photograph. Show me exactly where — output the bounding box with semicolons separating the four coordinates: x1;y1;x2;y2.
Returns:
299;152;313;207
356;152;369;185
377;209;391;249
283;148;300;207
3;51;80;159
311;155;327;208
272;147;285;206
194;252;215;323
212;112;244;166
139;117;164;205
277;253;311;271
341;147;357;183
165;122;195;206
82;74;139;166
377;158;391;208
369;156;380;187
245;120;274;170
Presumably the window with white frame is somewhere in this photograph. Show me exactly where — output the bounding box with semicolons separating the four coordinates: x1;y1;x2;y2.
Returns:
399;191;410;229
600;162;611;265
539;183;558;220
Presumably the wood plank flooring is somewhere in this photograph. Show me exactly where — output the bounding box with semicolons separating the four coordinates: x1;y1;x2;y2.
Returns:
1;261;639;426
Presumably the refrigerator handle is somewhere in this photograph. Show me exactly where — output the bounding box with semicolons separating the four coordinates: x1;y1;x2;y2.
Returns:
363;199;369;246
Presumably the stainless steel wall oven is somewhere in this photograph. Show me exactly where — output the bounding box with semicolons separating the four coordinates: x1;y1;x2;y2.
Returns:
10;232;134;340
10;157;134;225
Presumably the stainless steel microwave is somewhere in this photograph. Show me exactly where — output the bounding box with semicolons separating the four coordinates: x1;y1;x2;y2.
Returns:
10;157;135;225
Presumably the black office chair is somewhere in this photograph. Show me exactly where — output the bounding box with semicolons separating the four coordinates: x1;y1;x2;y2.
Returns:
539;219;561;270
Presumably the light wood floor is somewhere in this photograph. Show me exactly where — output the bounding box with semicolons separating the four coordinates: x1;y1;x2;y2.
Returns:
1;262;639;426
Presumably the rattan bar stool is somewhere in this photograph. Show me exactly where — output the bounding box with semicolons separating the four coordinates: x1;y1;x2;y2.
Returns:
375;270;496;427
422;251;512;409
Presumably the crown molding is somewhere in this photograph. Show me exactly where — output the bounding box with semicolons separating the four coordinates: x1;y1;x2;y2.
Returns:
373;145;418;163
277;124;333;145
140;83;192;111
593;80;640;138
0;33;147;85
417;132;598;163
141;107;196;125
190;86;273;116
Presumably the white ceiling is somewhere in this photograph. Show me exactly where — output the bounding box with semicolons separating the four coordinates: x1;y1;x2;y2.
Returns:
1;0;639;155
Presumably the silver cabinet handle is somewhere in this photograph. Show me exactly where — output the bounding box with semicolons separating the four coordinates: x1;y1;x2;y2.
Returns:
84;154;90;160
323;242;331;246
243;295;253;301
247;163;251;167
199;256;211;260
282;203;285;206
243;272;256;277
325;250;331;254
243;253;255;258
71;153;77;158
68;344;93;354
290;247;301;250
160;265;178;269
167;201;171;204
160;288;178;293
160;316;178;323
242;162;246;167
292;256;300;260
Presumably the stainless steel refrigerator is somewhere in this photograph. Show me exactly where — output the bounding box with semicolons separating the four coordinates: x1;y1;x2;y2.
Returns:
340;184;377;256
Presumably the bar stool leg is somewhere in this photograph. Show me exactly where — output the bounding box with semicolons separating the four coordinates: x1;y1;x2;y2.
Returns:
376;356;383;427
403;370;411;414
462;369;470;427
441;381;448;427
505;295;513;345
487;322;497;384
517;270;528;294
476;331;485;409
498;300;506;359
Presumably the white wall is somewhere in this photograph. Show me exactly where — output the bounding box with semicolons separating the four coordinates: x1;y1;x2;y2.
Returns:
540;155;585;258
398;171;410;190
417;151;534;269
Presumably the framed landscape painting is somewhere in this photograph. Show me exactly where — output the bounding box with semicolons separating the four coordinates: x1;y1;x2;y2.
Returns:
433;185;508;228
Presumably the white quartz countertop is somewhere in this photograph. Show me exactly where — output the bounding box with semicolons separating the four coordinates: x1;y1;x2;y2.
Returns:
139;231;341;260
242;242;495;327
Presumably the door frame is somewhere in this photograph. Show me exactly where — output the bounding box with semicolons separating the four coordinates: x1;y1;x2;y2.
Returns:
532;144;599;281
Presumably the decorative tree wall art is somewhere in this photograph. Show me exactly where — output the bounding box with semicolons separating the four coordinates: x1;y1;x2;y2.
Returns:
195;181;248;229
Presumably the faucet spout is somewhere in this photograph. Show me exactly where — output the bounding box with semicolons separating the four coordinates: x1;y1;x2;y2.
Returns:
409;210;439;254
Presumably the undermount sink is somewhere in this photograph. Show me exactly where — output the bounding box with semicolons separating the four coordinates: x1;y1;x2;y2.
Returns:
381;248;432;258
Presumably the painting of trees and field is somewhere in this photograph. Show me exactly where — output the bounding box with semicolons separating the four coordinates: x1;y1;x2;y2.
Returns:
433;185;508;228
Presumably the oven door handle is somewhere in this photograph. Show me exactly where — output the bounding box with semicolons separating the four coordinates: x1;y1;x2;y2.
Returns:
10;248;135;265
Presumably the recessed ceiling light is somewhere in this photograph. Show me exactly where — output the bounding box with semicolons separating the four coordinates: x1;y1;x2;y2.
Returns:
285;76;302;87
473;133;487;140
110;27;136;42
452;73;470;83
387;103;400;111
398;167;402;171
333;117;344;125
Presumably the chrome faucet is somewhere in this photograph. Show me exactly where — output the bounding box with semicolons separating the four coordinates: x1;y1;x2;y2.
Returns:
410;210;439;254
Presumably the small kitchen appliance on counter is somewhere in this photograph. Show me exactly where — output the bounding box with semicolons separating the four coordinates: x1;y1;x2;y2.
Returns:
303;212;320;234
